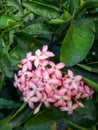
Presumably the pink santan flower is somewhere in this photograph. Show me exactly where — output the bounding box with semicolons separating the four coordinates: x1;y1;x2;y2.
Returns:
22;52;33;71
14;45;95;115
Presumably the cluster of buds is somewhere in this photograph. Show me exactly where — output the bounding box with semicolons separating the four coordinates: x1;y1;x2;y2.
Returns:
14;45;94;114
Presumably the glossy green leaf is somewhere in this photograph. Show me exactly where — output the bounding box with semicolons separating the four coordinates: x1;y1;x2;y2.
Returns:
22;1;60;19
60;19;95;66
0;15;16;29
22;23;51;35
0;98;20;109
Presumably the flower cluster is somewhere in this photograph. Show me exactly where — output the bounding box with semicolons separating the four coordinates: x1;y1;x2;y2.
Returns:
14;45;94;114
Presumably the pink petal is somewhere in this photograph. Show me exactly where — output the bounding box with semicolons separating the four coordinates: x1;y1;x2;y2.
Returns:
39;55;48;60
48;78;61;85
22;64;28;72
35;49;41;56
42;45;48;52
28;102;34;109
20;75;25;83
72;103;79;110
27;52;32;57
68;69;73;78
29;91;35;97
30;97;39;102
78;102;85;108
27;61;32;70
22;59;27;64
75;93;81;99
85;85;90;94
43;70;49;80
45;51;55;57
48;61;55;67
60;106;69;111
44;101;50;108
58;89;66;96
14;74;18;81
29;55;36;61
55;70;62;79
34;59;40;67
75;75;82;81
56;62;65;69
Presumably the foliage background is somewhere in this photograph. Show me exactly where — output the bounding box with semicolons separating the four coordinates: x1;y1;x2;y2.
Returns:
0;0;98;130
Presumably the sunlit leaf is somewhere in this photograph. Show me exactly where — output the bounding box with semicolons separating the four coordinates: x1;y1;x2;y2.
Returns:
0;15;16;29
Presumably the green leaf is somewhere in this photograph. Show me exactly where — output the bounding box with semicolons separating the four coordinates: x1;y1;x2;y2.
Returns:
0;117;12;130
77;63;98;73
83;1;98;9
0;98;20;109
13;126;26;130
0;51;13;78
48;10;72;24
83;77;98;91
7;0;23;14
69;0;80;17
9;104;32;128
22;23;51;35
0;15;16;29
25;109;58;130
22;1;60;19
9;32;42;69
60;19;95;66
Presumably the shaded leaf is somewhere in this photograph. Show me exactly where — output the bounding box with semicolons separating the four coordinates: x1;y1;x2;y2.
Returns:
60;19;95;66
7;0;23;14
25;109;58;130
0;117;12;130
0;52;13;78
23;1;60;19
9;104;32;128
22;23;51;35
0;98;20;109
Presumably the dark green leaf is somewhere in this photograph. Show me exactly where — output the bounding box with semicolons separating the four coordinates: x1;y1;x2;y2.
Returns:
60;19;95;66
0;98;20;109
0;117;12;130
9;104;32;128
22;23;51;35
23;1;60;19
0;51;13;78
25;109;58;130
13;126;26;130
9;32;42;69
